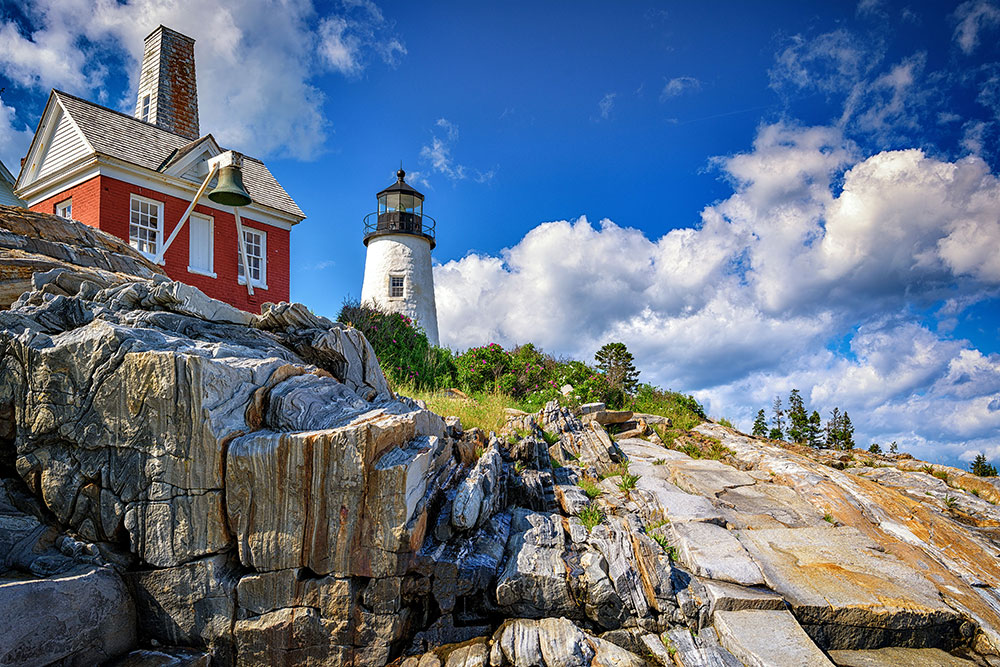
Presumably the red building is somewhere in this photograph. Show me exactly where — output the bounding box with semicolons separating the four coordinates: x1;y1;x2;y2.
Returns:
13;26;304;312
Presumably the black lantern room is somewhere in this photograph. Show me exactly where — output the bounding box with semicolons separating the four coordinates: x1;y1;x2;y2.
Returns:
363;168;436;249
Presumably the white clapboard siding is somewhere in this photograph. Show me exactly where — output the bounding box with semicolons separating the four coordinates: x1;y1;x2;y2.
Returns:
35;109;91;181
180;149;214;184
0;181;24;207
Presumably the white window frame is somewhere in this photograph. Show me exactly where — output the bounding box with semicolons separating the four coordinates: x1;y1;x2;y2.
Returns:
55;198;72;220
187;212;216;278
388;273;405;299
141;94;151;122
129;194;165;262
237;227;267;289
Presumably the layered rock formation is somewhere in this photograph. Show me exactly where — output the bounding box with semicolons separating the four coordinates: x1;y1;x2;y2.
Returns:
4;204;1000;667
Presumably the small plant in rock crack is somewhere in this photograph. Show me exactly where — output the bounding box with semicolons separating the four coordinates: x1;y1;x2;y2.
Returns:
650;532;671;551
513;460;526;475
933;470;950;483
577;476;603;499
578;504;605;532
474;444;484;460
617;470;640;497
662;636;677;657
823;513;834;524
653;458;667;465
549;456;563;469
540;429;560;446
944;495;958;510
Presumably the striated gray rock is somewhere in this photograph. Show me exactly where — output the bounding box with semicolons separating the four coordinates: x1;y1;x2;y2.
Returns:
452;444;505;530
669;521;765;587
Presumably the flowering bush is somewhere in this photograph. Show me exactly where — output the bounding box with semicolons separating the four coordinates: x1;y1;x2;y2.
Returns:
337;301;455;390
455;343;512;393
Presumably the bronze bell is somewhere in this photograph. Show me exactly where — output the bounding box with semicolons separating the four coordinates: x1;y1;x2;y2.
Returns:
208;165;252;207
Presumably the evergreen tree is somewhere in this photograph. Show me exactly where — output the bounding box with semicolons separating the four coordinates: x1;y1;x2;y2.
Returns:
787;389;808;443
889;440;898;455
806;410;823;447
971;453;997;477
841;412;855;450
770;396;785;441
868;443;882;455
594;342;640;397
751;409;768;437
825;408;842;449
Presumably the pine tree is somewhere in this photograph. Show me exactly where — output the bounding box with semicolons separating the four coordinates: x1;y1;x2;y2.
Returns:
770;396;785;441
868;443;881;455
889;441;898;455
751;409;768;437
971;453;997;477
806;410;823;447
841;412;855;450
787;389;808;443
826;408;842;449
594;342;640;395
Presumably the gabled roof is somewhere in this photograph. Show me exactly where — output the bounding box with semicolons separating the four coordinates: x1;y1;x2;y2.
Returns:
25;90;304;219
0;160;16;187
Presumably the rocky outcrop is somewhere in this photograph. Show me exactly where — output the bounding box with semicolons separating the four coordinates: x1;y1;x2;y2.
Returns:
4;207;1000;666
0;204;163;308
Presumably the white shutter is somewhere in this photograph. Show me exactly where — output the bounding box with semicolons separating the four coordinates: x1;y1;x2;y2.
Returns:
188;214;213;274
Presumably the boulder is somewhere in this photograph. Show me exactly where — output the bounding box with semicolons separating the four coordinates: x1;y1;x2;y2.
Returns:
827;647;976;666
0;564;136;667
452;445;505;530
713;609;834;666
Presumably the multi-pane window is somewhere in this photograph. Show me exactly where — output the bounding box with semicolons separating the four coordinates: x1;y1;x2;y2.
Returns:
129;195;162;258
237;228;266;287
55;199;72;220
141;95;151;122
389;275;404;298
188;213;214;276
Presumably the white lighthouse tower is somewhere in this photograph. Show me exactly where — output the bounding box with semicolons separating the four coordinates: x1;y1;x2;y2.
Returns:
360;168;440;345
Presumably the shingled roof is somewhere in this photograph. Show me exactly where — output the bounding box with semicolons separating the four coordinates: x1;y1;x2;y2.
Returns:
53;90;304;219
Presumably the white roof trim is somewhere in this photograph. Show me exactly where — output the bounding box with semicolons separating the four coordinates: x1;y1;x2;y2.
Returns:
161;135;222;178
16;94;95;191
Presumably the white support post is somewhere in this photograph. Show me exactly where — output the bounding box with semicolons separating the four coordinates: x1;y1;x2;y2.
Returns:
234;207;255;296
154;164;218;264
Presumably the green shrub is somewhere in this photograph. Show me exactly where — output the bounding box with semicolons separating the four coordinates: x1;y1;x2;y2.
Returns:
578;477;603;499
337;301;455;390
628;384;705;430
578;505;604;532
455;343;512;393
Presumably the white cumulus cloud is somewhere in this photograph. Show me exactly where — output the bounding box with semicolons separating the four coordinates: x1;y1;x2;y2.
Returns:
0;0;405;161
435;121;1000;465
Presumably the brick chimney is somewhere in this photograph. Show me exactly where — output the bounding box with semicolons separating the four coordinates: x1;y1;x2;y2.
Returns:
134;26;200;140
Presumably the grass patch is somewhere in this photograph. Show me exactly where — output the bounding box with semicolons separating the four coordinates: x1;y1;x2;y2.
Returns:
628;385;705;431
933;470;950;483
578;504;604;532
972;488;980;497
823;513;834;523
549;456;563;469
395;384;527;434
650;532;671;552
578;477;604;499
646;510;669;531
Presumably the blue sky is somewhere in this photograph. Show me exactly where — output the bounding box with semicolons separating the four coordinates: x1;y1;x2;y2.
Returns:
2;0;1000;467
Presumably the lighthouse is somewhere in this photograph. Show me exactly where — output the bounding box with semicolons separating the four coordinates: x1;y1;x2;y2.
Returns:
361;168;440;345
